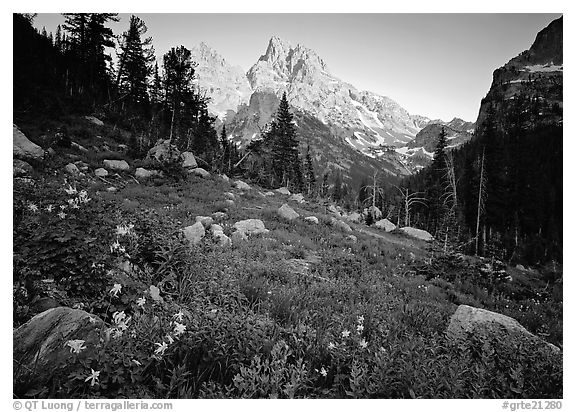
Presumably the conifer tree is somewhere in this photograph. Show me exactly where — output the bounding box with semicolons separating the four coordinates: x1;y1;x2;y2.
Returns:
270;92;301;189
149;61;163;105
304;145;316;196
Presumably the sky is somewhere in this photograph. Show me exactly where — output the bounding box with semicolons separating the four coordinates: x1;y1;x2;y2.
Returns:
33;13;561;123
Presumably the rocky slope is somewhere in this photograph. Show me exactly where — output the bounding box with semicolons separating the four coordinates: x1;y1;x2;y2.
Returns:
475;17;562;133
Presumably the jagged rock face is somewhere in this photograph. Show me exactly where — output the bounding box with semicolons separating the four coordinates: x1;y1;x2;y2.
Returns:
475;17;562;133
190;42;252;120
246;36;428;154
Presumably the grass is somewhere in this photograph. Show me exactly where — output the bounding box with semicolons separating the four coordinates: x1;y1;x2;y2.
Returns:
12;118;563;399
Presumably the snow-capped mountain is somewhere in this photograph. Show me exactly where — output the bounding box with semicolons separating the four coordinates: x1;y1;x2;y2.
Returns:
189;42;252;120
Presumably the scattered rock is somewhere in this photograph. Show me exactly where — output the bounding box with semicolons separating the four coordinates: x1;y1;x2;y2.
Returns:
64;163;80;176
106;187;117;193
190;168;210;178
346;234;358;243
94;168;108;177
147;139;180;163
135;167;158;179
233;219;269;236
71;141;88;153
278;203;300;221
346;212;362;223
103;159;130;171
366;205;383;220
74;161;89;171
47;147;56;156
183;222;205;246
212;230;232;247
212;212;229;221
400;227;434;241
289;193;305;203
13;159;33;177
231;230;248;243
84;115;104;126
195;216;214;228
375;219;396;232
149;285;163;303
13;307;104;388
263;191;275;196
516;264;526;271
447;305;560;354
330;217;353;233
224;192;236;200
13;125;44;162
275;187;291;196
328;204;341;217
234;180;251;190
220;174;230;183
181;152;197;168
210;224;224;234
304;216;319;224
225;199;235;206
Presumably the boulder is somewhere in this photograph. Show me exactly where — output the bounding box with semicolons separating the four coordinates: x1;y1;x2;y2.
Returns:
135;167;157;179
106;187;117;193
289;193;305;203
278;203;300;221
13;307;105;388
13;159;33;177
327;204;341;217
103;159;130;171
304;216;319;224
224;192;236;200
220;174;230;183
346;212;362;223
346;234;358;243
13;125;44;162
147;139;180;163
84;115;104;126
74;161;89;171
195;215;214;228
190;168;210;178
231;230;248;243
330;217;353;233
225;199;235;206
275;187;291;196
213;231;232;247
183;222;205;246
71;141;88;153
210;224;224;234
233;219;269;236
181;152;198;168
234;180;251;191
212;212;229;221
447;305;560;354
64;163;80;176
263;191;275;196
366;205;383;220
94;168;108;177
400;227;433;241
375;219;396;232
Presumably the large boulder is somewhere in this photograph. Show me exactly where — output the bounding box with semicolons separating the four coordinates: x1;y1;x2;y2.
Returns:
233;219;269;236
400;227;433;241
346;212;362;223
278;203;299;221
447;305;560;354
13;125;44;162
103;159;130;171
13;159;33;177
234;180;251;191
375;219;396;232
13;307;105;388
183;222;205;246
94;168;108;177
330;217;353;233
190;168;210;178
289;193;305;203
275;187;291;196
181;152;198;168
304;216;319;224
147;139;180;163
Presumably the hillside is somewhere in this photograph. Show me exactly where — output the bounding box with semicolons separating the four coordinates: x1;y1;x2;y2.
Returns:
13;116;562;399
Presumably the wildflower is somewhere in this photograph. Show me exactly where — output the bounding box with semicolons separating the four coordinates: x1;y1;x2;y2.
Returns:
154;342;168;356
173;310;184;322
341;330;351;338
28;203;39;212
59;205;67;210
110;240;121;253
46;204;54;212
328;342;336;350
359;339;368;349
84;369;100;386
166;334;175;344
117;317;131;331
78;190;91;203
116;223;134;236
57;212;66;219
65;339;86;354
65;185;77;195
88;316;97;324
357;315;364;323
109;283;122;297
173;321;186;336
112;311;126;324
112;329;123;339
136;297;146;307
320;367;328;377
356;324;364;333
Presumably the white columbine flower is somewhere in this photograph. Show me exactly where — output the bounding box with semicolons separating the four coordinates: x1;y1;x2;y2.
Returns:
46;204;54;212
359;339;368;349
112;329;123;339
57;212;66;219
154;342;168;356
112;311;126;324
166;334;174;344
65;339;86;354
356;324;364;333
328;342;336;350
173;321;186;336
84;369;100;386
341;330;351;338
110;283;122;297
173;310;184;322
136;297;146;307
357;315;364;323
28;203;38;212
65;185;77;195
320;367;328;377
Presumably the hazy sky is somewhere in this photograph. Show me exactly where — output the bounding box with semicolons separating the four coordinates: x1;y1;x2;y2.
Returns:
33;13;561;122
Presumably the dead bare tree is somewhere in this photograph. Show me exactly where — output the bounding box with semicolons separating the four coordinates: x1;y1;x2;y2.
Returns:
475;147;487;256
393;185;427;227
362;170;385;219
